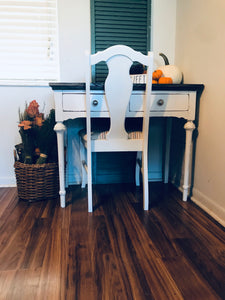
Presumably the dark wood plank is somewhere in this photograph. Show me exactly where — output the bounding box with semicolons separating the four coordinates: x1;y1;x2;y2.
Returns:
0;187;18;220
116;193;183;299
134;185;225;299
0;183;224;300
0;201;46;271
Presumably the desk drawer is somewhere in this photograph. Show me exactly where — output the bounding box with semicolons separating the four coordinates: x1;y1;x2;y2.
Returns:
63;93;108;112
129;93;189;112
62;92;189;113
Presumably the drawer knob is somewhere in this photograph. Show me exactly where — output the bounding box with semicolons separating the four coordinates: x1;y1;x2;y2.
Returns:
157;99;164;106
92;99;98;106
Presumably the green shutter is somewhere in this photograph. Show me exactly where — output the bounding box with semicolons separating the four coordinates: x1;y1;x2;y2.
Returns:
91;0;151;82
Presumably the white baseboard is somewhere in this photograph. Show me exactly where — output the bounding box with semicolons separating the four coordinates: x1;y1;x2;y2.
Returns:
191;188;225;228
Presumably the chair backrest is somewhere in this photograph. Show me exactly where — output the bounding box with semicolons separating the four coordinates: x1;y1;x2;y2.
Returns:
85;45;153;147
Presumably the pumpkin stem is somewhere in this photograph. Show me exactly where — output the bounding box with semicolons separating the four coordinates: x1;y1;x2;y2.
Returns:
159;53;170;65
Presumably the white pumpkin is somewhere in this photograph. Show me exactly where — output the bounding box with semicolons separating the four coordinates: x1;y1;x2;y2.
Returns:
157;53;183;84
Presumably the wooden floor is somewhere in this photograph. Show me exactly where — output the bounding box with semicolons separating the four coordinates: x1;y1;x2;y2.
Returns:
0;183;225;300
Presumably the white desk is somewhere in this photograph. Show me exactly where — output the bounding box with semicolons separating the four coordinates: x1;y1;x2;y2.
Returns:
49;83;204;208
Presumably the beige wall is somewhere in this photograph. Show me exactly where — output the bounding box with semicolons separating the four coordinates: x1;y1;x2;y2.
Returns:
57;0;91;81
152;0;177;67
175;0;225;225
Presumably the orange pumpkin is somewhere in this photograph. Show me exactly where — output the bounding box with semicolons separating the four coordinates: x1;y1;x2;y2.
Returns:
152;69;163;80
158;77;173;84
152;80;158;84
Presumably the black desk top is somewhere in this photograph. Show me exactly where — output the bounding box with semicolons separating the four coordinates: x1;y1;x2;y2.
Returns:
49;82;204;95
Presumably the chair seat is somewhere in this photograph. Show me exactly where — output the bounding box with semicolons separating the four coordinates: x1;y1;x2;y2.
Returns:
79;129;143;142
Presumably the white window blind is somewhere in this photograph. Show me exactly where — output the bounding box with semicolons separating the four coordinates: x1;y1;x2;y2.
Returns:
0;0;59;84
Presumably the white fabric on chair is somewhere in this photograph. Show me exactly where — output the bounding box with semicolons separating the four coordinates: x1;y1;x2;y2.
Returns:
80;129;143;142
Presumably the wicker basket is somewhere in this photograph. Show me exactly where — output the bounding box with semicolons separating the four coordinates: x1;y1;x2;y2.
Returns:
14;161;59;202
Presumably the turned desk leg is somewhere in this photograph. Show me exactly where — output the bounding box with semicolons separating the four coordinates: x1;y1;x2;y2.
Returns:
183;121;195;201
54;122;66;208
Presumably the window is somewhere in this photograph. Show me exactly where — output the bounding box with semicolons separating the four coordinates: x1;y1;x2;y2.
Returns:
91;0;151;82
0;0;59;84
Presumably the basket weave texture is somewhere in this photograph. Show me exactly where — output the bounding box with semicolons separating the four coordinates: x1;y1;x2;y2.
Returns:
14;161;59;201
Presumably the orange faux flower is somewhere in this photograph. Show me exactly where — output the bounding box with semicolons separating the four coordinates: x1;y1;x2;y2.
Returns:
35;148;41;156
26;100;39;118
35;113;44;127
18;120;32;130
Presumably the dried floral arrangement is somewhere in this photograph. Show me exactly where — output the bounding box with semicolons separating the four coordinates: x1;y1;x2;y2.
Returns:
16;100;57;164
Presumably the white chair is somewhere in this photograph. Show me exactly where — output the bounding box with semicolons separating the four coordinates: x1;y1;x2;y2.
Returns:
79;45;153;212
